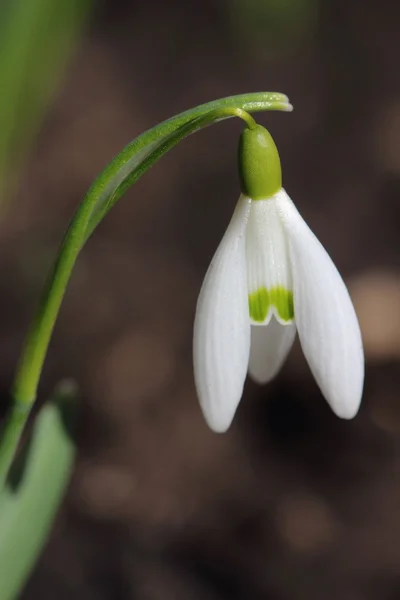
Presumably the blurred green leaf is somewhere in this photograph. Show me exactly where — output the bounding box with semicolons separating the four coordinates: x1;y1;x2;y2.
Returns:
0;381;77;600
0;0;91;201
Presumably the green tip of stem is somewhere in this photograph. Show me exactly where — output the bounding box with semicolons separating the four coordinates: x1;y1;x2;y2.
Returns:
233;108;257;129
238;124;282;199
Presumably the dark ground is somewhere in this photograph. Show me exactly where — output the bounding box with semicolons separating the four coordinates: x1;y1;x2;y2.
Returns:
1;0;400;598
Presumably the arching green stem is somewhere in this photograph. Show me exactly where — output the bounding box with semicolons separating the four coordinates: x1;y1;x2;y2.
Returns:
0;92;292;482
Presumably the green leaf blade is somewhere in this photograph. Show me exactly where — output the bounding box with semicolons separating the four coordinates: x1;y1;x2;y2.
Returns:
0;0;91;200
0;382;77;600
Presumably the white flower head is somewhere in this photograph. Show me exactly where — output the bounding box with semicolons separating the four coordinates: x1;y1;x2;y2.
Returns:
193;122;364;432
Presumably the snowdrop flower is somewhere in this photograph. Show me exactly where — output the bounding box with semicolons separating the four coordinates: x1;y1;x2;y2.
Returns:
193;121;364;432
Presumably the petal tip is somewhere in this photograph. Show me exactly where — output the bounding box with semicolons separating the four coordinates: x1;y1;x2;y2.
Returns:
196;392;238;433
332;400;362;420
326;367;364;421
205;415;233;434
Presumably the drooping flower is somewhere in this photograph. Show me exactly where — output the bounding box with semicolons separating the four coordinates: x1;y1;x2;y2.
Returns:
193;122;364;432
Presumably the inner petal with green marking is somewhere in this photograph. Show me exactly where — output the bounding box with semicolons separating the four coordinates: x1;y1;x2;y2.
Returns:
245;194;294;326
249;286;294;324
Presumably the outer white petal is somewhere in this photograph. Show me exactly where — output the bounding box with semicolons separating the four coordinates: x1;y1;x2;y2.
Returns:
248;318;297;384
276;189;364;419
193;195;251;433
246;197;293;325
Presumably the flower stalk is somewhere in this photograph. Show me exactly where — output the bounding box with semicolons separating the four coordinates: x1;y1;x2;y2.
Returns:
0;92;293;482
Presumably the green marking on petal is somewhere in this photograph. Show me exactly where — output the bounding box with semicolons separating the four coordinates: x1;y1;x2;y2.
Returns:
248;286;294;323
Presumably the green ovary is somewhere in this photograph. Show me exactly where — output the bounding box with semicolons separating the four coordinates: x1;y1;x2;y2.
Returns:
248;286;294;323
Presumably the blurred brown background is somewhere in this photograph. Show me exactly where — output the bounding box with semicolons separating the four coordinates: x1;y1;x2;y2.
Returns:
1;0;400;598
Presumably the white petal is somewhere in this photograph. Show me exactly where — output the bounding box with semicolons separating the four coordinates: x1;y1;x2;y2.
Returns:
276;189;364;419
248;318;297;384
246;197;294;325
193;195;251;433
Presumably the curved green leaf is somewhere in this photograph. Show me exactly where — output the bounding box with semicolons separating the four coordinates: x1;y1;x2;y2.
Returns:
0;381;77;600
